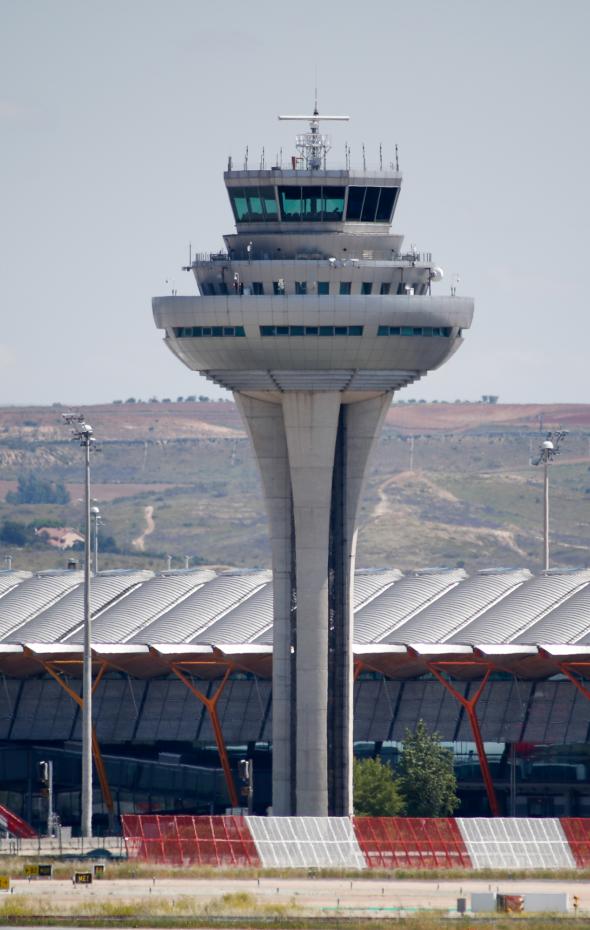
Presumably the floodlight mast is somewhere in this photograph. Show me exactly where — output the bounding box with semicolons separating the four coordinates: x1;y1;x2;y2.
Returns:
532;431;567;571
62;413;96;838
278;109;349;169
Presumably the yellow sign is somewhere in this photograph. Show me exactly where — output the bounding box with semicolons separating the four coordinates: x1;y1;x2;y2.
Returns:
23;864;52;879
0;876;9;892
74;871;92;885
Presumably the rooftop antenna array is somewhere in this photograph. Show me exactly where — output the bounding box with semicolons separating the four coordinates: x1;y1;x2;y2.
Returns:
532;430;568;572
278;103;349;170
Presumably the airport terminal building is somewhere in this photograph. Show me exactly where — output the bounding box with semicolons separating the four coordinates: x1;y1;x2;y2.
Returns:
1;565;590;832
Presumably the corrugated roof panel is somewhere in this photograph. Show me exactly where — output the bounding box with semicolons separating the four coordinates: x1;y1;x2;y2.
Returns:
392;570;531;644
0;572;83;641
5;571;153;643
448;570;590;645
0;571;31;600
354;570;466;644
64;569;216;644
199;581;273;644
514;582;590;644
353;569;403;609
129;570;272;644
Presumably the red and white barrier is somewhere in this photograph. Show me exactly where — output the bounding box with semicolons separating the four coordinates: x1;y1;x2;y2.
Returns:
121;814;590;870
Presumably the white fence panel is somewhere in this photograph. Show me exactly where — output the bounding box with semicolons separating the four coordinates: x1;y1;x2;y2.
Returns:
246;816;366;869
457;818;575;870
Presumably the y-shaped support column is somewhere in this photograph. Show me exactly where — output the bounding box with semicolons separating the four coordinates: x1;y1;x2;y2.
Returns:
428;663;500;817
171;665;239;808
42;661;114;820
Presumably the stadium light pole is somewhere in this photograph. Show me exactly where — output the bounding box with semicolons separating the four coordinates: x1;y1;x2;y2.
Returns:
63;414;96;838
532;431;567;572
91;506;102;575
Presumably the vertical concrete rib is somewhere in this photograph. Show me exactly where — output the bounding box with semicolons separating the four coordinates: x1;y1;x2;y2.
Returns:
282;392;341;816
330;393;392;815
234;394;293;815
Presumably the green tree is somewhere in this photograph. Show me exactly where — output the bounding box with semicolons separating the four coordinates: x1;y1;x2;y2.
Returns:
6;474;69;505
0;521;31;546
397;720;459;816
353;757;404;817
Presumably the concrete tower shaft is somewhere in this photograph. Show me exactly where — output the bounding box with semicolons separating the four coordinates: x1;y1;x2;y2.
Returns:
153;125;473;816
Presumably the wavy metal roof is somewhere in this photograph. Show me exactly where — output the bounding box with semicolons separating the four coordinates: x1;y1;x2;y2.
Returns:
0;567;588;651
354;569;466;644
447;570;590;645
65;569;216;644
201;582;273;645
5;570;153;644
400;569;532;644
513;580;590;645
0;571;83;640
0;571;31;600
128;570;271;644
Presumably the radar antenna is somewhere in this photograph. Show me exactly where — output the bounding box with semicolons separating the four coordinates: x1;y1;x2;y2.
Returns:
278;105;349;170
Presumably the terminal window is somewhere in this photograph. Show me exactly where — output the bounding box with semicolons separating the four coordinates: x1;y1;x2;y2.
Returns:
361;282;373;295
339;282;351;295
278;186;345;221
228;186;278;222
345;186;398;222
173;326;246;337
377;325;452;337
260;325;363;336
317;282;330;295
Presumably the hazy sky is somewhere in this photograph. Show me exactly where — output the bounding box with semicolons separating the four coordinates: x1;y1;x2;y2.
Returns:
1;0;589;406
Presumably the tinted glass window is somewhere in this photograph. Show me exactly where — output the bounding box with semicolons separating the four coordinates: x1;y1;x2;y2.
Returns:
279;185;344;221
252;282;264;295
317;282;330;295
340;282;351;295
260;187;278;217
295;282;307;294
361;282;372;295
279;186;302;220
380;282;391;295
229;188;248;222
324;186;345;219
301;186;323;221
361;187;380;221
247;191;264;218
376;188;396;221
346;186;365;220
229;186;279;222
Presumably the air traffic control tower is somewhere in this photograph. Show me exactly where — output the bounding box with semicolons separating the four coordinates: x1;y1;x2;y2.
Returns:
153;110;474;817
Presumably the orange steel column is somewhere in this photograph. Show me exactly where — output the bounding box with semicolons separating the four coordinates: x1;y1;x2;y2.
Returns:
428;663;500;817
42;661;114;815
559;663;590;702
171;665;239;808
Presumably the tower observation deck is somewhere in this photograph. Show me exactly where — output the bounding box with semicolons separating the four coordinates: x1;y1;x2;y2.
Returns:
153;109;474;817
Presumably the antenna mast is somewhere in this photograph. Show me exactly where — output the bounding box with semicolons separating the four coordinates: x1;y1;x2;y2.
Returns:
278;105;349;170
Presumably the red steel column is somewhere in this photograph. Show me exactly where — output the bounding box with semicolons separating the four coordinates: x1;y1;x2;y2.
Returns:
428;663;500;817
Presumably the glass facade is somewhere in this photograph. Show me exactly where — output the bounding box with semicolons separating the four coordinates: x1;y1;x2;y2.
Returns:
173;326;246;337
278;185;345;221
228;186;279;223
378;325;452;337
228;184;398;224
346;186;398;222
260;325;363;336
